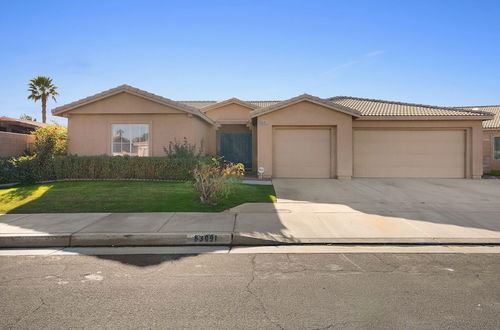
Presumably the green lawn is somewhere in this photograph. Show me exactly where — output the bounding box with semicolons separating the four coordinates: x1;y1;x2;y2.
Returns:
0;180;276;213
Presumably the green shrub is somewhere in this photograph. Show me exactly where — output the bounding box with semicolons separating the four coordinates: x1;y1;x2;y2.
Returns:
31;123;68;157
0;158;18;184
164;137;203;160
0;155;203;184
14;155;44;184
4;123;70;184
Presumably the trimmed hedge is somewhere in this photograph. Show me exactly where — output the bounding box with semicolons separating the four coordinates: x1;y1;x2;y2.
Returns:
0;155;203;184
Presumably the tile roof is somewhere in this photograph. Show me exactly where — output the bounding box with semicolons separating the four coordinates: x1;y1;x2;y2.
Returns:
178;101;217;109
50;84;494;123
178;100;281;109
328;96;494;119
199;98;260;112
453;106;500;128
52;85;214;124
247;101;282;108
250;94;362;118
183;96;492;120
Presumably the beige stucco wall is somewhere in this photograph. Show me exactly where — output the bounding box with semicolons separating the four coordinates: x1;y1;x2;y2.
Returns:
66;92;212;156
483;129;500;171
68;92;185;115
68;113;210;156
255;100;353;179
204;103;252;121
353;120;484;179
0;132;34;158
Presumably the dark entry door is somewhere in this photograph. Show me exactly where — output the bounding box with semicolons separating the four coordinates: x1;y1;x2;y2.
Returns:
219;133;252;169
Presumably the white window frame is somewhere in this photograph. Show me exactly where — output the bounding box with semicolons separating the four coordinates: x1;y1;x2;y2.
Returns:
111;124;150;157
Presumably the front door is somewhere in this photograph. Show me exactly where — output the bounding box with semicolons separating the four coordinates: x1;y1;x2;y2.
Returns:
219;133;252;170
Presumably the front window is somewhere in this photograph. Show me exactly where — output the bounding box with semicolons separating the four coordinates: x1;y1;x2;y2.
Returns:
112;124;149;156
494;136;500;160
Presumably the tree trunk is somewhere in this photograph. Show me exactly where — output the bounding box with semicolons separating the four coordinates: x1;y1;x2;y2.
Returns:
42;95;47;123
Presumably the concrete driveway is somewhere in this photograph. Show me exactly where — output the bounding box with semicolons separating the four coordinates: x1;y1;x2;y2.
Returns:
232;178;500;244
273;178;500;206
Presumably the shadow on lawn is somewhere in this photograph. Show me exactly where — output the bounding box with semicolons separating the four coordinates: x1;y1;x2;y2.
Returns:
0;185;48;206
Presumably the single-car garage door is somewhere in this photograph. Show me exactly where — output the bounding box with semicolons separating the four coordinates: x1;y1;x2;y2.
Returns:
354;130;465;178
273;128;332;178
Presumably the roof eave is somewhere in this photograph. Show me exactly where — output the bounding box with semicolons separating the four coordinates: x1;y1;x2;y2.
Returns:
201;98;259;112
329;97;497;117
51;85;215;125
250;95;362;118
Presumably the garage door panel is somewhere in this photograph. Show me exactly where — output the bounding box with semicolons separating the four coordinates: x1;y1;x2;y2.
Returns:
273;128;331;178
354;130;465;178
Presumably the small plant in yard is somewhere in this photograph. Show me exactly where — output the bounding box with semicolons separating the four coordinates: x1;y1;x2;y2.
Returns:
192;158;245;205
164;137;203;159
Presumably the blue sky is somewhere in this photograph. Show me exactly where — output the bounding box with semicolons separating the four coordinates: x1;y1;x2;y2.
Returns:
1;0;499;124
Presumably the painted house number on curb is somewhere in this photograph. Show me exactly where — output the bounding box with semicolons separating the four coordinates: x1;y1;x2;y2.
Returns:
191;234;218;243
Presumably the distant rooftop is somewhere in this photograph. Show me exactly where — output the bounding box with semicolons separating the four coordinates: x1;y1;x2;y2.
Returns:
0;116;46;134
178;100;281;109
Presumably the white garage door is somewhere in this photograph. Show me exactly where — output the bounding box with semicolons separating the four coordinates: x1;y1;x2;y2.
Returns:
273;128;332;178
354;130;465;178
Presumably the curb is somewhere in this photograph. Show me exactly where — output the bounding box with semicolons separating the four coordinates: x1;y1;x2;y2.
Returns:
0;232;500;248
0;233;71;247
70;232;232;247
2;232;500;248
0;232;232;248
231;234;500;246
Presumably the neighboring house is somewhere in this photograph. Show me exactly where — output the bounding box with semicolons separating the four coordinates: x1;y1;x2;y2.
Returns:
454;106;500;172
52;85;494;179
0;116;44;134
0;116;44;158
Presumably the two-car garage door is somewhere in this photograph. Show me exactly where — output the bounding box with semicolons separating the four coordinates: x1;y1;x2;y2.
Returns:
272;128;466;178
353;130;465;178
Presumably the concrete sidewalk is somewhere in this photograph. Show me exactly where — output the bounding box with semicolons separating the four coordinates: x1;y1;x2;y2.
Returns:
0;212;234;247
1;201;500;247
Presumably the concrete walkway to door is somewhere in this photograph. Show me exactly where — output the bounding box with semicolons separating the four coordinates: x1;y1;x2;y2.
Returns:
231;178;500;244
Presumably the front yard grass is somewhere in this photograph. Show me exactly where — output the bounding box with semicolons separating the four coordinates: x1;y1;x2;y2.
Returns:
0;180;276;213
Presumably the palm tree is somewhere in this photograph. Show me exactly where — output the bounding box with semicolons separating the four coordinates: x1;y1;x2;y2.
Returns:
27;76;59;123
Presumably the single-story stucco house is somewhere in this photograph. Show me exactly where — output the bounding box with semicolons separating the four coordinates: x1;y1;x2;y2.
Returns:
52;84;495;179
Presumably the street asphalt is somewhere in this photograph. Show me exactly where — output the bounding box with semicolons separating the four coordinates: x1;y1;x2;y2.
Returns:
1;252;499;329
